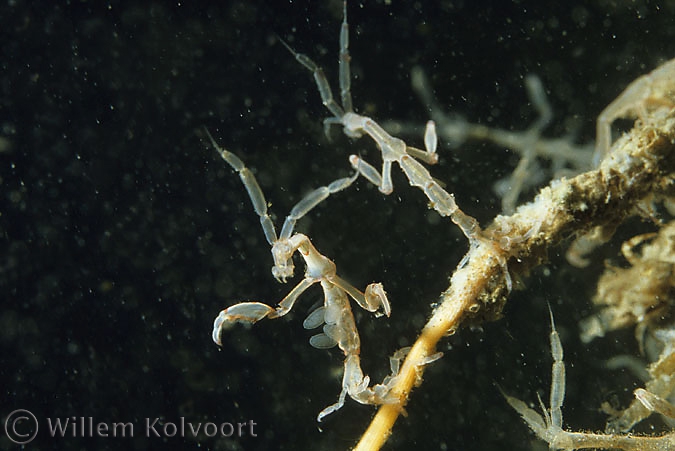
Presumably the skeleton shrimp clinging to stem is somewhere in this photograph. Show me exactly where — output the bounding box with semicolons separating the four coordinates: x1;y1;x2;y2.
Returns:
504;307;675;451
594;57;675;165
279;1;481;246
205;127;405;422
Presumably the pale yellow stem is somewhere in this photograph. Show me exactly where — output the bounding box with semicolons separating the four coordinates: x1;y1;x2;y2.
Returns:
355;242;499;450
354;110;675;450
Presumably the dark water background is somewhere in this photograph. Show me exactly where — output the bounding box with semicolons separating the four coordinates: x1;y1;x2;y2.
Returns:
2;1;672;450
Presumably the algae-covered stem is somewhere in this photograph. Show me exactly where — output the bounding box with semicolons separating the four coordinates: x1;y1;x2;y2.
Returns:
355;109;675;450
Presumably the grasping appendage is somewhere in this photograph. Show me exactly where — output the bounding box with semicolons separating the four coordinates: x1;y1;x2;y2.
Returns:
204;129;397;421
279;1;480;243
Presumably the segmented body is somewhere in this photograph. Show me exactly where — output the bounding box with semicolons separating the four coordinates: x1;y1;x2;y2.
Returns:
595;58;675;164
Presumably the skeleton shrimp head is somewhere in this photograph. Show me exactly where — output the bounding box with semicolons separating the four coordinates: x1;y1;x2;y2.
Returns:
271;233;337;283
270;239;296;282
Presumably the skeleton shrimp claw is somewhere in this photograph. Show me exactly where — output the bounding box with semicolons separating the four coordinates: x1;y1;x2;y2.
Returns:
212;302;274;345
364;282;391;317
204;128;395;420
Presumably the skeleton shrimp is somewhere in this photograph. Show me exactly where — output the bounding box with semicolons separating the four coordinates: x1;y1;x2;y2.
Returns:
279;1;480;244
594;57;675;165
204;129;401;421
503;307;675;450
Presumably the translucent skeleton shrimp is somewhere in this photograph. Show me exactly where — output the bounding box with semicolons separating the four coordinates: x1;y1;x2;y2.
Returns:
503;308;675;450
594;57;675;165
280;1;480;243
204;129;401;421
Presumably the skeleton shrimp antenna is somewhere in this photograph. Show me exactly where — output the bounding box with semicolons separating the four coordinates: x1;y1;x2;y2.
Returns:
202;127;358;245
202;127;277;244
278;0;352;123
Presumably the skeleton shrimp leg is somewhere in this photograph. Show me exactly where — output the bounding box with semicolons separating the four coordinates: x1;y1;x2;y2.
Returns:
634;388;675;420
501;306;566;446
280;2;480;243
503;307;675;450
204;128;397;420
